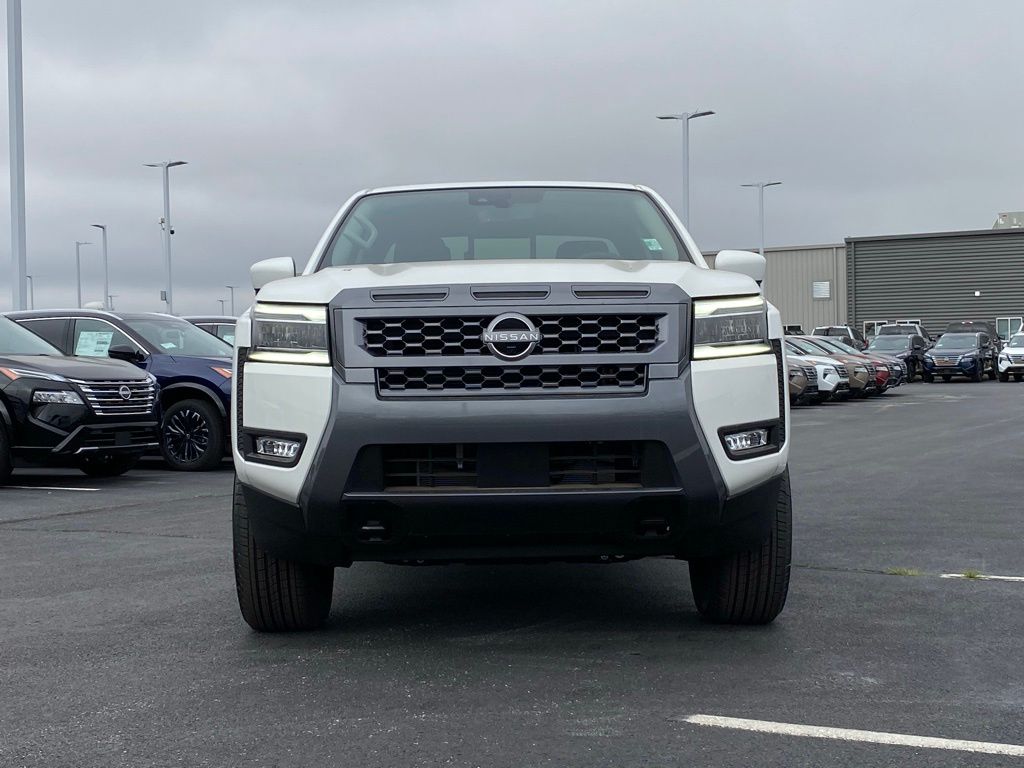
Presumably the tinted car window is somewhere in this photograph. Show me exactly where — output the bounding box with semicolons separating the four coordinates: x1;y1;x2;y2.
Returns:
0;316;63;355
868;335;909;351
123;316;232;357
17;318;67;350
321;188;689;268
72;318;141;357
933;333;980;349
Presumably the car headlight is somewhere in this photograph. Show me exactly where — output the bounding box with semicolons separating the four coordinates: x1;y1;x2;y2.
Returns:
692;295;770;360
823;366;837;376
32;390;83;405
0;366;68;382
924;354;934;361
958;353;976;362
250;303;329;365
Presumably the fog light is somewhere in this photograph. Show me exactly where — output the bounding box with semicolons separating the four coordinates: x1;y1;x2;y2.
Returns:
32;390;84;405
255;437;301;459
723;428;769;454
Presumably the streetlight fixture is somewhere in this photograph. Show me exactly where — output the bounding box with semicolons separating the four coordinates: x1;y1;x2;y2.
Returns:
741;181;782;258
225;284;237;316
25;274;33;309
90;224;110;310
655;109;714;229
74;241;92;308
218;298;226;314
108;294;117;310
144;160;187;314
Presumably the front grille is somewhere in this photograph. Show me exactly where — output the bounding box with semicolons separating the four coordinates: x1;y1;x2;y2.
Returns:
70;378;157;416
77;425;157;450
801;365;818;383
380;441;659;490
377;364;647;396
933;355;958;366
1009;354;1024;364
772;340;786;445
834;363;848;377
361;314;661;357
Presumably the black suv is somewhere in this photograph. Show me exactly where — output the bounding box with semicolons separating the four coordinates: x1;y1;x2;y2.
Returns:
923;332;997;382
866;334;929;381
0;316;158;482
9;310;233;471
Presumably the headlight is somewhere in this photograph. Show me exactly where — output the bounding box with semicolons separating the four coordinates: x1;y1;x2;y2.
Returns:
32;390;83;405
250;303;329;365
924;355;934;361
692;295;770;360
823;366;837;376
0;366;67;382
958;353;976;362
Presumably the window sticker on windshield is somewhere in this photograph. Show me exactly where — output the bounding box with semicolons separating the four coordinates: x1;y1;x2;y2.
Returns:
642;238;663;252
160;342;177;349
75;331;113;356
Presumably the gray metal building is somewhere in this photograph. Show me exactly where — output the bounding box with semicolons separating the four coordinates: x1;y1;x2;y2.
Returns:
846;228;1024;339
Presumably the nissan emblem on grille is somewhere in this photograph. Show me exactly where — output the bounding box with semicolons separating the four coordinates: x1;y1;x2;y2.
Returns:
118;385;132;400
481;313;542;361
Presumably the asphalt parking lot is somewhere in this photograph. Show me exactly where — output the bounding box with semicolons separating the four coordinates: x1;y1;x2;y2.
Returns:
1;381;1023;767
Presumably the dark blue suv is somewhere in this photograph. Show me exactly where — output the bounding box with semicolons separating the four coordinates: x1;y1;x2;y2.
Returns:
8;310;233;471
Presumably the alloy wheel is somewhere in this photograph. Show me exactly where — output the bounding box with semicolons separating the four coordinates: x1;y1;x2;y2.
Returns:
164;408;210;465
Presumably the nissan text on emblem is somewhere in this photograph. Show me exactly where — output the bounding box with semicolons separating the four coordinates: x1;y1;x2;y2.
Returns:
481;313;542;361
118;385;132;400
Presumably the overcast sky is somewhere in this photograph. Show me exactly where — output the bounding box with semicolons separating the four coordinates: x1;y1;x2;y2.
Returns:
1;0;1022;313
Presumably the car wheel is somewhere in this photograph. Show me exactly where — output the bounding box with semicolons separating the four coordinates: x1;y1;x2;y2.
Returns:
688;470;792;625
79;452;141;477
1015;374;1023;382
999;370;1009;382
922;372;934;382
233;476;334;632
0;424;12;486
160;398;224;471
971;365;983;382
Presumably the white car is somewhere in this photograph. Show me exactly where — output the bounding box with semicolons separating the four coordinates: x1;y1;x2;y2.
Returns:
997;333;1024;382
784;345;848;403
231;182;792;630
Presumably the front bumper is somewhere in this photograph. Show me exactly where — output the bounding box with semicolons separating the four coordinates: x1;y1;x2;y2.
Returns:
998;357;1024;373
235;354;788;565
924;358;981;377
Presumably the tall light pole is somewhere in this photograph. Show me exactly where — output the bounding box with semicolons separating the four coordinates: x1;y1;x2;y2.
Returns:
741;181;782;258
108;294;117;311
218;298;226;314
225;284;236;316
74;241;92;308
8;0;28;310
25;274;33;309
656;109;714;230
144;160;187;314
90;224;110;310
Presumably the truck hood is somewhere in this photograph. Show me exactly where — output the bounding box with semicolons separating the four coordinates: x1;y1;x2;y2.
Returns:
257;260;760;305
0;353;149;380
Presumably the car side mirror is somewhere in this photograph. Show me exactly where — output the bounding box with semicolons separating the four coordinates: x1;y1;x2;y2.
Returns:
251;257;296;293
108;345;145;364
913;344;923;350
713;250;766;284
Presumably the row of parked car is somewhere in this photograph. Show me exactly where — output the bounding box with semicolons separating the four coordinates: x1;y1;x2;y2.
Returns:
0;310;238;483
788;320;1024;405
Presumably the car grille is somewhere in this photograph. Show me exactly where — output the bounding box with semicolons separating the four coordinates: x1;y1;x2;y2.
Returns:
377;364;647;396
1009;354;1024;364
932;355;958;366
76;425;158;451
70;378;157;416
380;441;662;490
834;363;848;377
361;314;661;357
800;365;818;383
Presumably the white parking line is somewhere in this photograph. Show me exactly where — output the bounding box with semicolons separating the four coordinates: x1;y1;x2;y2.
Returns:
941;573;1024;583
679;714;1024;757
4;485;99;492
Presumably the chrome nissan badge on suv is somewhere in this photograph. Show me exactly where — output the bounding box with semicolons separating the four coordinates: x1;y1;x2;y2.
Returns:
231;183;792;632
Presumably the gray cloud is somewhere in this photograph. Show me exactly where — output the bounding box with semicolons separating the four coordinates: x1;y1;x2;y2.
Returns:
2;0;1023;312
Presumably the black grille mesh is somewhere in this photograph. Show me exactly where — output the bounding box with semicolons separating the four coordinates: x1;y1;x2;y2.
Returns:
377;364;646;395
772;339;787;446
361;314;660;357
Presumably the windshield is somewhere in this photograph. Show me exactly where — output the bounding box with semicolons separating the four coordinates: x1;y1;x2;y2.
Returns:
933;333;979;349
1008;336;1024;348
123;316;233;357
0;316;62;356
320;187;690;268
868;336;910;351
787;338;830;356
803;337;847;355
821;338;862;355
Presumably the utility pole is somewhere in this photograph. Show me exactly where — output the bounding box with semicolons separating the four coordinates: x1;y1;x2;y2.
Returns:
655;109;714;230
8;0;27;310
90;224;110;309
144;160;187;314
741;181;782;258
225;284;237;315
26;274;33;309
75;241;92;308
218;298;226;314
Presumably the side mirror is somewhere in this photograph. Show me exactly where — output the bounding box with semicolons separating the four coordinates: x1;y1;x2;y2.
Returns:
713;250;766;284
913;344;923;351
251;257;296;292
108;345;145;364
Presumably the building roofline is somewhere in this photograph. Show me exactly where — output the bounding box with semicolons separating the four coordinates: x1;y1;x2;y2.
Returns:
845;227;1024;244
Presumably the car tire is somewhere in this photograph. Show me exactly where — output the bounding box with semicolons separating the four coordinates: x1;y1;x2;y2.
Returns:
999;370;1009;382
688;470;792;625
971;365;983;382
79;452;141;477
0;424;12;486
1015;374;1023;382
160;398;224;471
922;372;934;382
233;476;334;632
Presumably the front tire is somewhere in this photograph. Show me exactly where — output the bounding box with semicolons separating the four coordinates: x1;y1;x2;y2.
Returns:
999;370;1010;382
922;371;934;382
688;471;792;625
233;477;334;632
79;452;141;477
160;398;224;471
0;424;12;485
